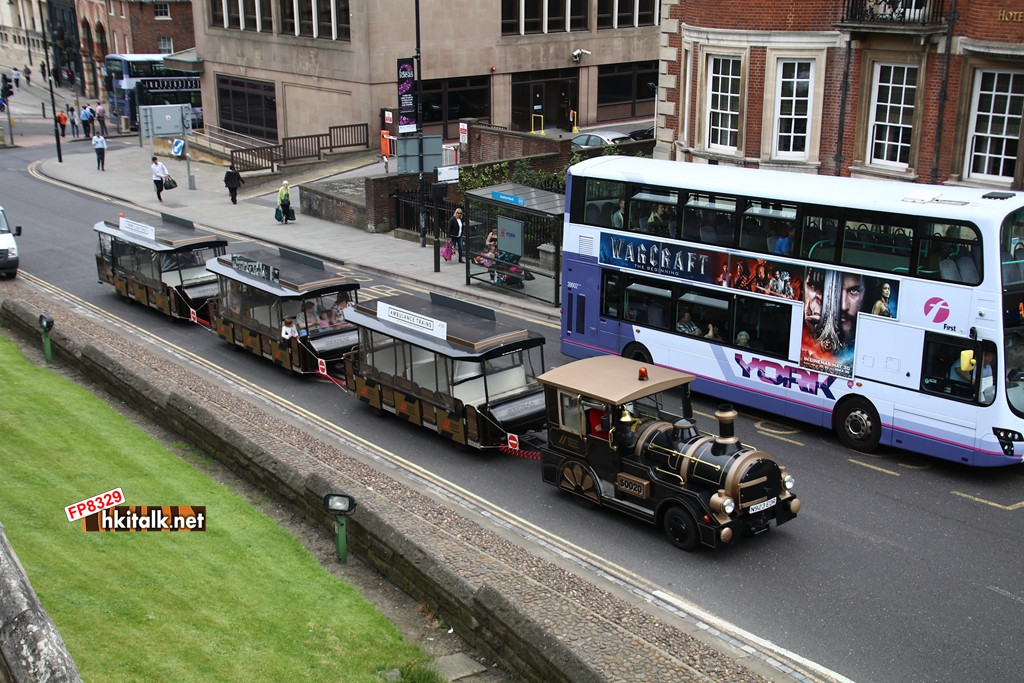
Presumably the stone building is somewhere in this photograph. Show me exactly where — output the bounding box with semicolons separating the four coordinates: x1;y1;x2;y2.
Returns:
658;0;1024;189
189;0;660;141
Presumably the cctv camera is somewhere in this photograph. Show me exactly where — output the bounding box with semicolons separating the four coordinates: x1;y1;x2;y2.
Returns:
571;48;591;63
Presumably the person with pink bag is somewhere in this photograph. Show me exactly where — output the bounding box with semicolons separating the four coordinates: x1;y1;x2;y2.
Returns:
446;207;465;263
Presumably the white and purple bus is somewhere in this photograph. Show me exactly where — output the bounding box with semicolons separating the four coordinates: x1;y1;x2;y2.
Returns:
561;156;1024;467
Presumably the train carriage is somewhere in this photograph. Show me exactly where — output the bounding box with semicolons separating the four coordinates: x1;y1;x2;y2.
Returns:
342;293;547;450
206;247;360;376
537;355;800;550
94;216;227;323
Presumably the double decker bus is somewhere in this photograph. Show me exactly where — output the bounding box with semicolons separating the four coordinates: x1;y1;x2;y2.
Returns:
103;54;201;130
562;156;1024;467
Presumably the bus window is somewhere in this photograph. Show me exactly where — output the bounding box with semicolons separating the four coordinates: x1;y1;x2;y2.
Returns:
601;272;622;318
922;336;996;405
685;193;736;247
800;213;839;262
624;281;671;328
917;221;981;284
677;289;730;342
584;179;625;228
631;188;678;238
742;201;797;256
732;296;791;357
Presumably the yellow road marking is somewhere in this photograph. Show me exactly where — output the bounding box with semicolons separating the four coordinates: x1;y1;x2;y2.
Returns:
848;458;900;476
951;491;1024;510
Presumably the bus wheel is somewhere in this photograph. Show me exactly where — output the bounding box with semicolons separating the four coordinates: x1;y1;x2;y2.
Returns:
559;461;600;508
662;505;698;551
622;343;652;364
835;397;881;452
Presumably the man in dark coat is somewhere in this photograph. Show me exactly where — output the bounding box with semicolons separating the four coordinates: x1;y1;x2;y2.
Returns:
223;165;244;204
447;206;465;263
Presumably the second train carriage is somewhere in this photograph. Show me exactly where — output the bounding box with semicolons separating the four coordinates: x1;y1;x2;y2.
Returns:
206;247;360;375
94;216;227;323
342;293;547;449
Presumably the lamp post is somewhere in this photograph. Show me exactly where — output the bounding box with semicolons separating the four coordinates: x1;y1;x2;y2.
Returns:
323;493;357;563
20;0;33;66
37;0;61;161
415;0;426;250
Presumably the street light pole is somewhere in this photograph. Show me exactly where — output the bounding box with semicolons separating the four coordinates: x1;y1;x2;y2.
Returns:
20;0;33;66
38;0;61;161
415;0;426;249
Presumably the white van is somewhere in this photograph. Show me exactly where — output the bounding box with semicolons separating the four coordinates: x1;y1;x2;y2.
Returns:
0;206;21;278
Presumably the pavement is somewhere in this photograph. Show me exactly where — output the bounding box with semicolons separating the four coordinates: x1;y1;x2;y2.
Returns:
34;135;560;327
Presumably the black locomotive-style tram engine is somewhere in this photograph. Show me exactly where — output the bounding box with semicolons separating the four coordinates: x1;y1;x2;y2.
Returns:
536;355;800;550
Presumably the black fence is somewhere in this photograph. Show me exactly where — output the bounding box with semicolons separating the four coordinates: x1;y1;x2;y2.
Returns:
231;123;370;172
844;0;946;25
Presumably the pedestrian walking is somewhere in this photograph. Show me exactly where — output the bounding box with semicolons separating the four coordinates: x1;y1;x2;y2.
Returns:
68;106;79;138
95;102;108;135
22;66;30;87
277;180;292;224
92;133;107;170
39;63;45;81
447;206;466;263
151;155;169;202
80;105;94;137
11;67;20;89
56;109;67;137
223;165;244;204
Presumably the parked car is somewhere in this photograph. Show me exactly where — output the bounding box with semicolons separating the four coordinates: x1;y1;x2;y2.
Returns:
629;125;655;140
571;130;631;150
0;206;21;279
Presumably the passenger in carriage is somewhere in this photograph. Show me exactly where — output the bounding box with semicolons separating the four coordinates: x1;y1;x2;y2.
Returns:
316;308;334;332
296;300;316;336
331;292;352;325
280;316;299;340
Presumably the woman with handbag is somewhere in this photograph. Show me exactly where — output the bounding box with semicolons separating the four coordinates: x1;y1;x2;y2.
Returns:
277;180;293;224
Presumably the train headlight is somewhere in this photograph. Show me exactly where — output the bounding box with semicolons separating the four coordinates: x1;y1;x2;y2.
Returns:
710;492;735;515
784;474;796;490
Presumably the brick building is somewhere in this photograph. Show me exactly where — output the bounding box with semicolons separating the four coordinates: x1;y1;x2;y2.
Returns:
75;0;194;101
658;0;1024;190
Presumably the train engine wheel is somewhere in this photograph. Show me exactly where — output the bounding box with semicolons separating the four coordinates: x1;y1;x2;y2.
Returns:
661;505;699;551
558;461;601;508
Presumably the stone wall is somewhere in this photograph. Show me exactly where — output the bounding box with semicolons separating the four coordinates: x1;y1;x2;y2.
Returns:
0;524;82;683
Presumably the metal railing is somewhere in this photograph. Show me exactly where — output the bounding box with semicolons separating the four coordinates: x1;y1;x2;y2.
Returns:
230;123;370;173
844;0;946;25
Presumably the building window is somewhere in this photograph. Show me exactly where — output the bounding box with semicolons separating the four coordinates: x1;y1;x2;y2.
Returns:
422;76;491;139
597;0;656;29
707;56;741;150
868;63;917;168
278;0;349;39
217;75;278;141
774;59;812;158
597;61;657;121
965;69;1023;183
158;37;173;54
107;0;114;16
502;0;587;35
154;2;170;18
120;1;126;18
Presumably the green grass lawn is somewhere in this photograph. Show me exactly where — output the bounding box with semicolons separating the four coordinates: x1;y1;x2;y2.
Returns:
0;336;439;682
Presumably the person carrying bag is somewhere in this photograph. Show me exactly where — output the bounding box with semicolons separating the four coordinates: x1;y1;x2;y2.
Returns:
277;180;295;224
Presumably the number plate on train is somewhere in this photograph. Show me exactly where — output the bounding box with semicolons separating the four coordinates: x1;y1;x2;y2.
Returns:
749;497;777;513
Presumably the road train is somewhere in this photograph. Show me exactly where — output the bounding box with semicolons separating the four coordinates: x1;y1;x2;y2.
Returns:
92;215;799;550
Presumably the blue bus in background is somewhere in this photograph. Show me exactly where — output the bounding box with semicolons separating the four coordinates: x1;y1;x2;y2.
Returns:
103;54;202;131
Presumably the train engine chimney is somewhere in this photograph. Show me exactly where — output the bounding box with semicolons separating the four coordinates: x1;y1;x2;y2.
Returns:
712;404;741;457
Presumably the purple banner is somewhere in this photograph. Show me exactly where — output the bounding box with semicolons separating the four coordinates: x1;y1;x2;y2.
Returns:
397;58;417;133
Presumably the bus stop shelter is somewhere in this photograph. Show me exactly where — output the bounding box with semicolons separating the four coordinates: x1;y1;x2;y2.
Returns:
463;183;564;306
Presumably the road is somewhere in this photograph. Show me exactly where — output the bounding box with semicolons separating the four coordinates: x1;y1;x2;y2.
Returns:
3;119;1024;683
